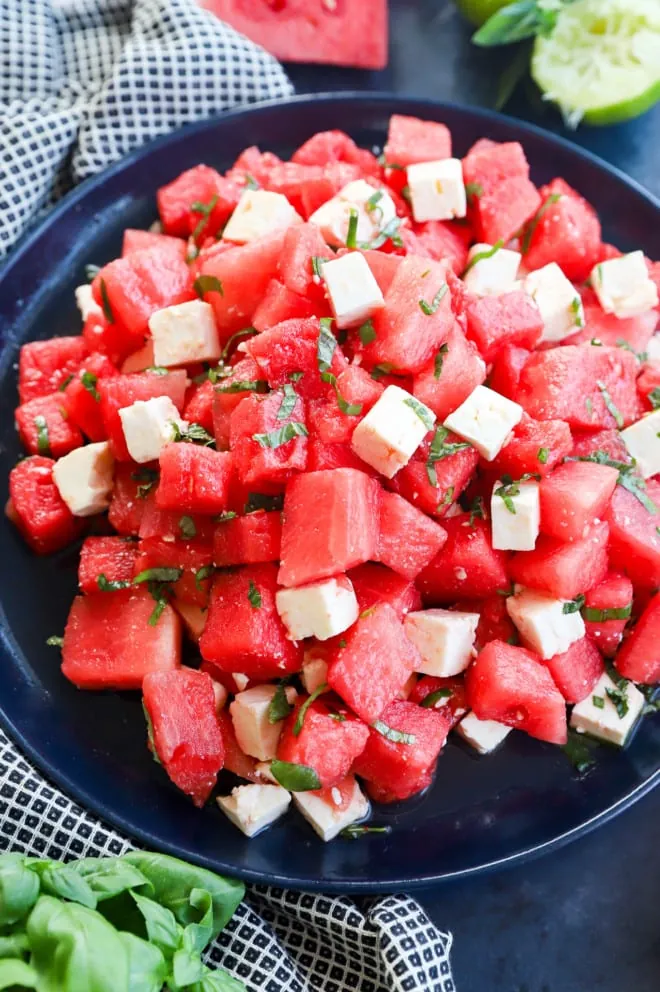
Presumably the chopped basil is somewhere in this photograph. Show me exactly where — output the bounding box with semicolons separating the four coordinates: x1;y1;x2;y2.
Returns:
214;510;238;523
338;638;347;649
585;397;593;416
221;326;258;361
247;580;262;608
293;683;328;737
134;567;183;585
437;486;454;511
469;496;485;526
537;447;549;465
268;680;295;724
341;825;392;839
648;387;660;409
400;184;412;204
97;574;132;592
190;194;218;242
346;207;359;249
494;478;520;514
99;278;114;323
420;688;453;709
358;319;377;345
370;362;397;381
85;263;101;282
497;583;515;597
567;450;658;515
434;343;449;379
80;370;100;402
372;720;416;745
615;339;647;362
34;415;50;455
596;381;623;428
145;366;169;376
253;422;308;448
194;564;215;591
329;712;347;723
418;283;448;316
325;376;363;416
170;421;216;447
289;371;304;383
178;515;197;539
359;606;377;620
562;595;585;615
463;239;504;275
143;701;161;765
244;173;260;190
311;255;328;278
403;396;435;431
276;383;298;421
590;338;603;347
147;597;169;626
571;297;584;328
59;374;74;392
365;190;383;213
215;379;268;394
465;181;483;204
377;155;405;170
46;635;64;648
519;193;561;254
317;317;337;373
592;695;605;710
426;426;472;487
194;274;224;299
131;466;159;499
606;684;629;719
270;759;322;792
562;732;597;774
582;604;632;622
358;216;403;251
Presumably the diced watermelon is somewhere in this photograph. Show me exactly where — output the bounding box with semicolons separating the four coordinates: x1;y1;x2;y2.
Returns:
278;468;380;588
199;563;302;679
462;140;541;244
352;699;452;802
19;336;89;404
156;443;232;514
15;393;83;458
308;366;383;444
408;675;468;726
488;344;531;401
278;223;332;300
389;429;480;519
417;514;509;603
539;461;618;542
183;380;216;435
277;699;369;789
78;536;139;595
245;317;348;400
412;322;486;422
252;279;319;333
98;370;187;461
607;479;660;589
522;178;601;283
637;362;660;411
348;562;422;620
138;488;216;544
8;456;82;554
509;520;609;600
292;130;381;177
327;604;421;724
142;667;224;806
469;595;518;652
401;220;471;274
615;592;660;683
383;115;452;170
157;164;241;238
134;537;213;607
61;588;181;690
377;491;447;580
122;228;187;259
83;309;139;367
298;162;364;219
492;415;572;480
226;146;283;188
108;463;151;536
306;439;380;474
583;572;633;657
571;428;632;465
544;636;604;704
466;639;567;744
213;511;282;567
230;390;308;490
465;291;543;362
62;352;118;442
212;357;265;450
567;287;657;353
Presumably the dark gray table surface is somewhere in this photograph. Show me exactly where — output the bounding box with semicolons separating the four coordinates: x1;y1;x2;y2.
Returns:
287;2;660;990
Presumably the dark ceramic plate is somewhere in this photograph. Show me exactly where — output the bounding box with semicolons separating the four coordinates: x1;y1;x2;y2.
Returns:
1;94;660;892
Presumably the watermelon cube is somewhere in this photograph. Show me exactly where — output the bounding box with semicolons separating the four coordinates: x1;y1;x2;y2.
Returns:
412;322;486;423
278;468;380;588
470;595;517;652
138;489;216;544
539;461;618;542
134;537;213;607
402;220;471;275
308;366;383;445
408;675;468;727
347;563;421;621
83;309;139;367
493;415;572;480
156;443;232;514
462;139;541;244
607;479;660;589
212;356;266;450
278;223;331;299
615;592;660;683
230;390;308;490
292;130;380;175
213;511;282;567
122;228;187;258
62;352;118;442
157;164;241;239
377;491;447;580
15;393;83;459
383;115;452;170
276;700;369;789
488;344;531;401
306;439;380;475
245;317;348;400
98;370;187;461
78;536;139;595
107;463;153;537
19;336;89;404
252;279;319;333
389;430;480;519
417;515;509;603
509;519;609;600
522;179;602;284
544;636;603;704
465;291;544;362
8;456;82;554
583;572;633;657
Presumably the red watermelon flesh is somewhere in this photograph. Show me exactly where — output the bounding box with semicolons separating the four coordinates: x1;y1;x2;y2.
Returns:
583;572;633;658
348;563;422;620
544;636;604;704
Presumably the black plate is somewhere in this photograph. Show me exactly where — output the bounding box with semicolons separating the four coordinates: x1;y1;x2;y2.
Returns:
1;94;660;892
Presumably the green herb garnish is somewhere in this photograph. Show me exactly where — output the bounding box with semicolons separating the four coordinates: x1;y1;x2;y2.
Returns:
596;381;624;428
341;825;392;839
563;595;585;615
178;515;197;539
268;680;295;724
170;421;216;446
99;278;114;323
194;274;224;299
253;422;308;448
463;239;504;275
346;208;359;249
426;426;472;486
519;193;561;254
420;688;453;709
537;447;549;464
80;371;100;402
419;283;448;316
276;383;298;421
190;194;218;242
34;415;50;455
434;343;449;379
403;396;435;431
270;759;321;791
317;317;337;373
293;684;328;737
46;635;64;648
582;604;632;622
372;720;416;745
194;564;215;591
358;319;377;345
247;580;262;608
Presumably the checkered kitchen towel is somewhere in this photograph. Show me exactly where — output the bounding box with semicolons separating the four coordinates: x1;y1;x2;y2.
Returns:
0;2;455;988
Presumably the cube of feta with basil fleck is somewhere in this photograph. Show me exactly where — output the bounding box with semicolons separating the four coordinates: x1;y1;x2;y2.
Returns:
490;478;540;552
275;576;359;641
222;189;302;244
524;262;584;343
351;385;435;478
406;158;467;223
456;713;511;754
309;179;396;248
506;587;585;660
590;251;658;319
404;609;479;677
148;300;221;367
229;684;298;761
443;385;522;462
293;776;370;842
620;410;660;479
52;441;115;517
321;252;385;329
462;243;521;297
570;670;645;747
119;395;186;464
217;784;291;838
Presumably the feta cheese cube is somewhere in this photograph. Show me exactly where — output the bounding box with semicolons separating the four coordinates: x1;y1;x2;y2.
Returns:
456;713;511;754
211;680;228;712
309;179;396;248
75;284;102;322
301;652;329;694
148;300;221;367
232;673;250;692
321;253;385;330
570;671;645;747
230;684;298;761
254;761;278;784
293;776;370;842
406;158;467;223
524;262;584;343
217;784;291;838
276;576;359;641
621;410;660;479
645;334;660;363
52;442;114;517
506;587;585;660
222;189;302;244
462;243;521;297
404;609;479;677
443;384;522;461
351;384;435;478
490;478;540;551
590;251;658;319
118;395;186;464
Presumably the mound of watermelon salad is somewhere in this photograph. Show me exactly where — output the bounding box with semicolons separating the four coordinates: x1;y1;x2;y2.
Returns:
7;115;660;843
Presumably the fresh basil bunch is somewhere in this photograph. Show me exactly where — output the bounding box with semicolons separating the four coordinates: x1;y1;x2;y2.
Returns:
0;851;245;991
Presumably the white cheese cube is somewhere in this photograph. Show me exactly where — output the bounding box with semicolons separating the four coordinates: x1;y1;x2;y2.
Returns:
645;334;660;363
276;576;359;641
301;653;329;694
217;784;291;838
406;158;466;223
75;284;102;322
148;300;221;367
293;776;370;842
351;384;435;478
230;684;298;761
309;179;396;248
570;671;645;747
621;410;660;479
211;680;228;712
222;189;302;244
590;251;658;319
443;384;522;462
321;253;385;330
232;673;250;692
118;395;186;464
462;243;521;297
524;262;584;343
506;587;585;660
456;713;511;754
404;609;479;677
490;479;540;551
52;442;114;517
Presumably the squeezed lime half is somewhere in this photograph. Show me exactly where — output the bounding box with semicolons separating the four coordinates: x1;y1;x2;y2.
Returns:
532;0;660;127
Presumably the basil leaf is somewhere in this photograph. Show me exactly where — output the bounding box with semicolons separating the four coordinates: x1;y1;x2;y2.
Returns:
420;688;453;708
194;274;224;299
592;695;605;710
562;595;585;615
372;719;416;745
32;862;97;909
0;855;40;926
46;635;64;648
220;326;258;361
537;446;549;464
99;278;114;323
120;931;168;992
244;173;260;190
247;580;261;608
520;193;561;254
418;283;448;316
358;216;403;250
403;396;435;431
345;207;359;248
311;255;328;278
170;421;216;447
179;515;197;539
434;343;449;379
34;415;50;455
59;373;74;392
463;240;504;274
365;190;383;213
131;466;159;499
214;511;238;523
469;496;485;525
191;194;219;243
426;426;472;486
270;759;322;792
268;681;295;724
253;422;308;448
81;370;101;401
134;567;183;585
293;683;329;737
215;379;268;394
97;573;132;592
596;380;624;428
472;0;546;47
648;387;660;410
562;731;597;774
70;857;149;901
582;604;632;622
195;565;216;591
358;319;377;345
0;959;38;988
341;824;392;839
131;891;180;956
571;297;585;329
317;317;337;373
277;383;298;421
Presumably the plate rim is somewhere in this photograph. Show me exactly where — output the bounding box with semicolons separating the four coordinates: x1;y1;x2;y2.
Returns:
1;91;659;891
